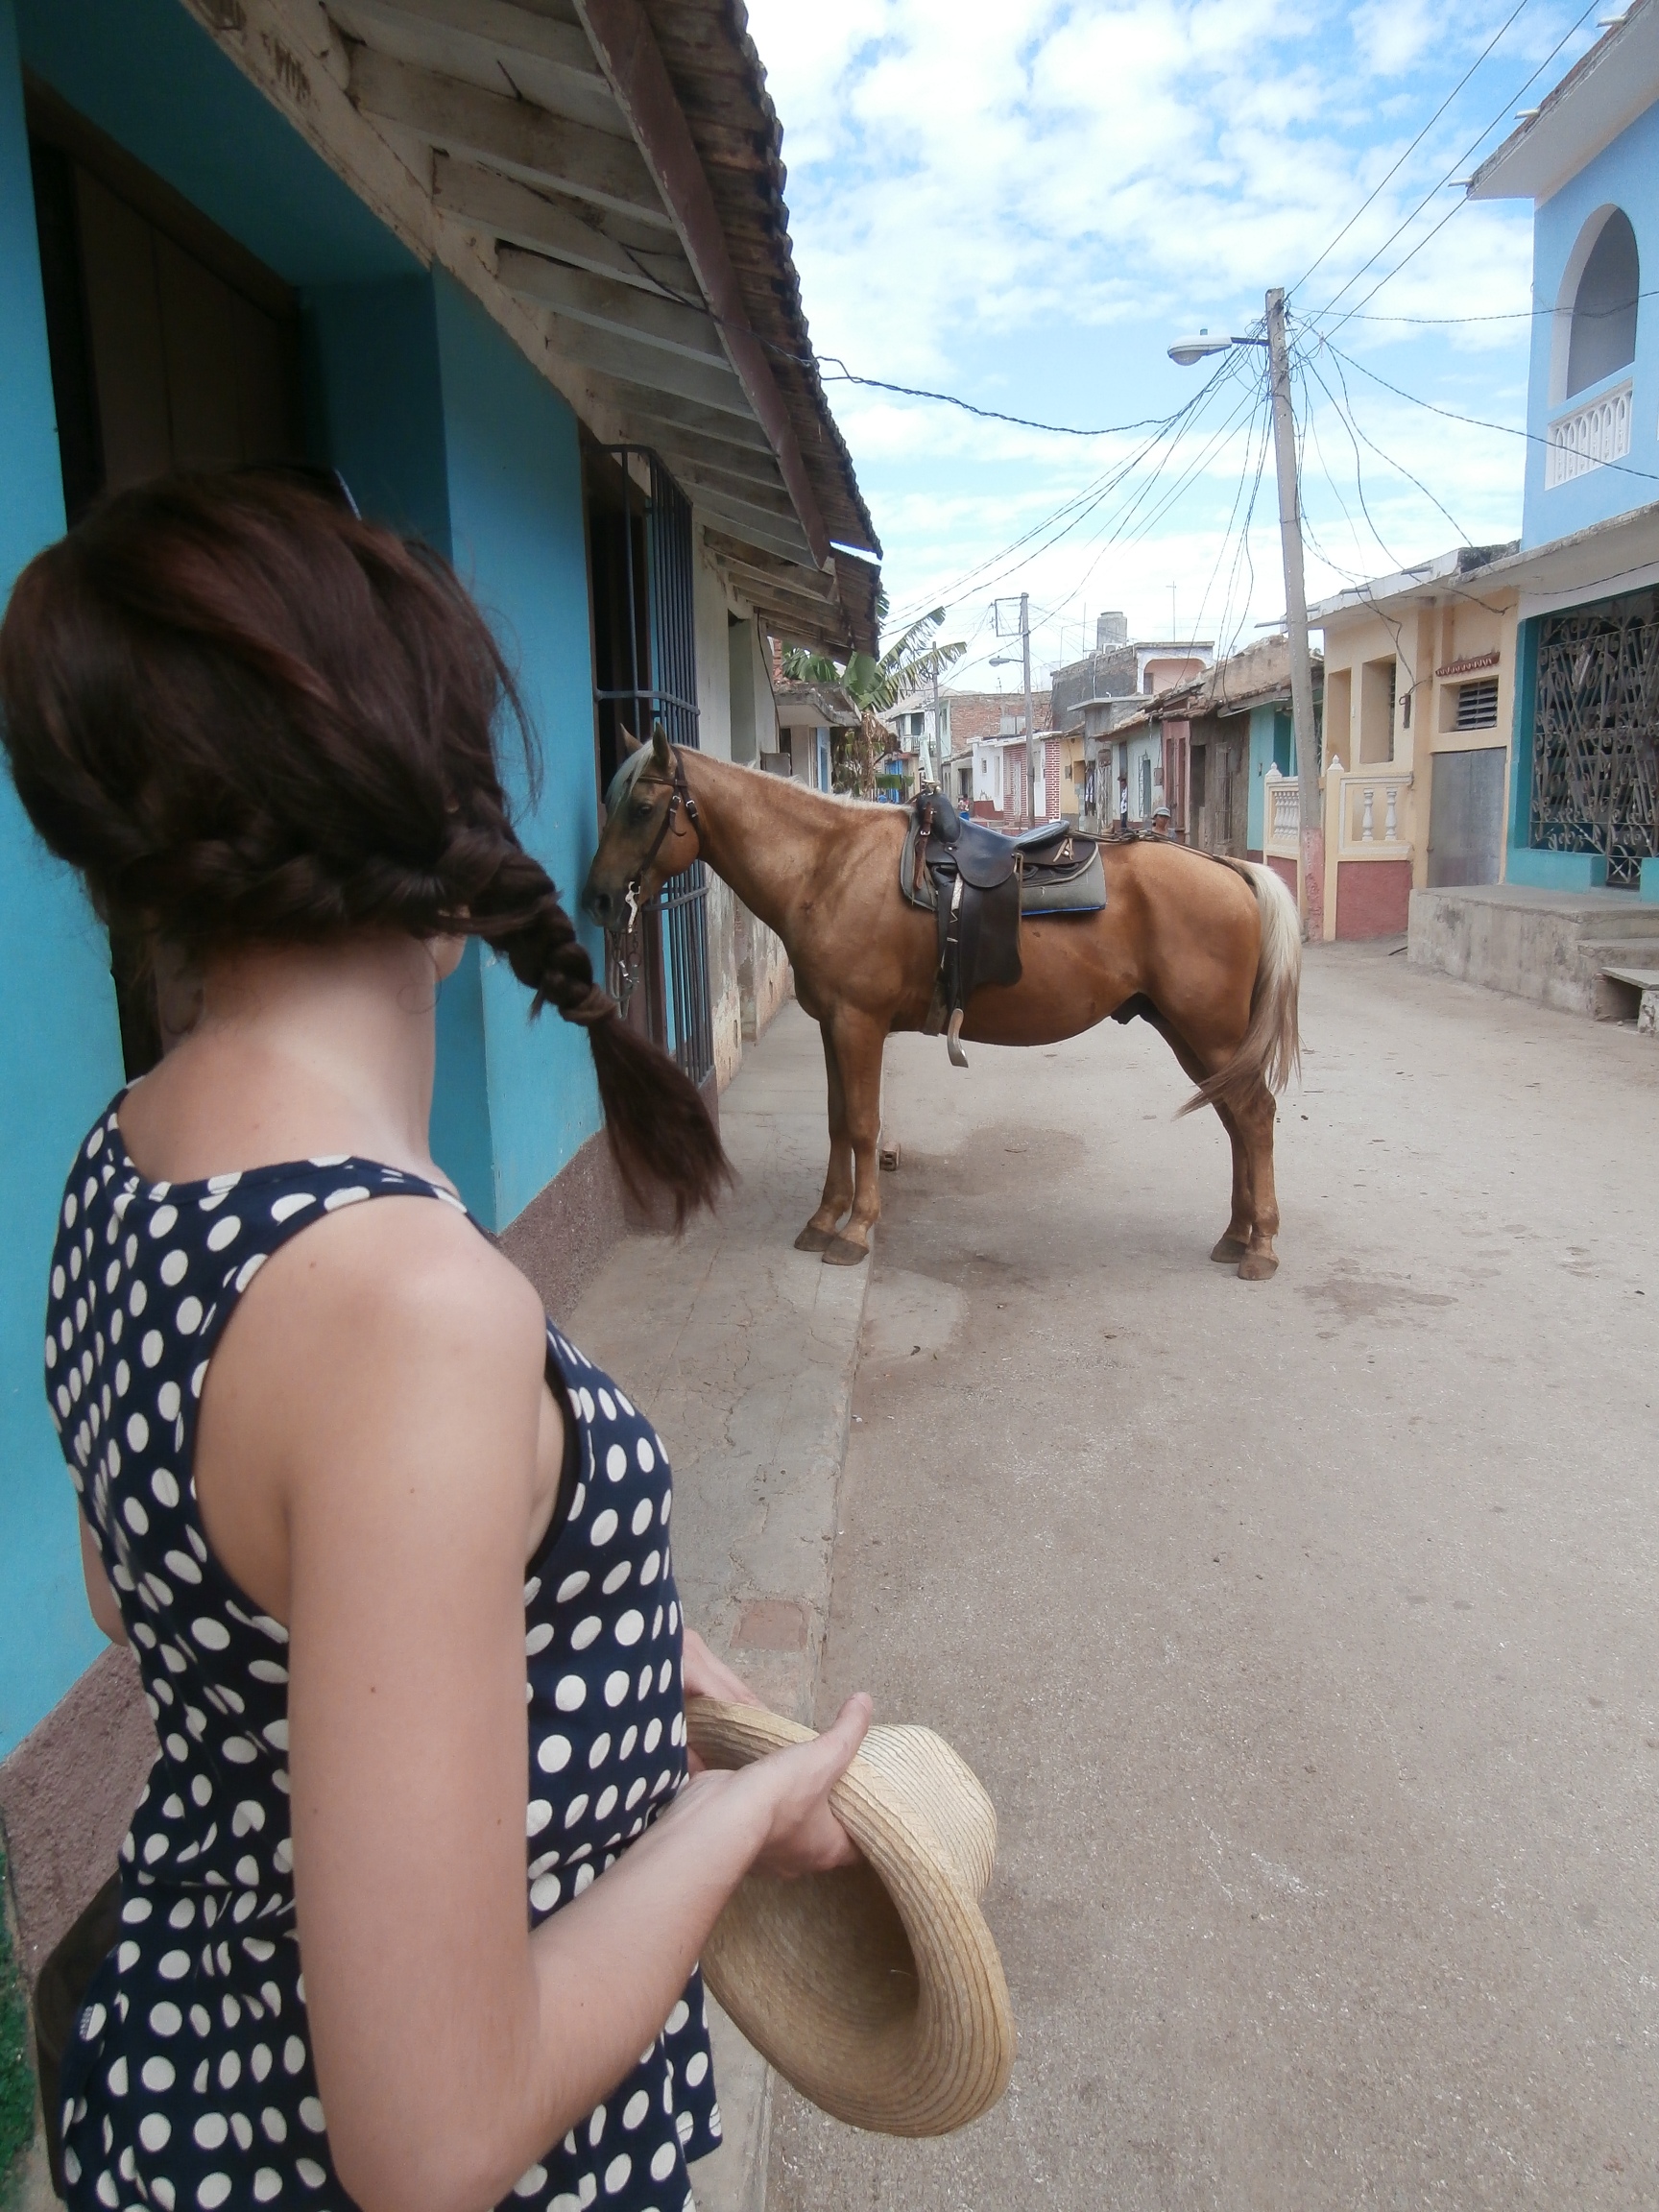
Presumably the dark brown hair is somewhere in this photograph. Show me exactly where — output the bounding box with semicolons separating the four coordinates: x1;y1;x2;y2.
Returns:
0;471;728;1222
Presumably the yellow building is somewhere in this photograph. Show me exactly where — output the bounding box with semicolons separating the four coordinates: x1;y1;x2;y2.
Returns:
1301;545;1521;938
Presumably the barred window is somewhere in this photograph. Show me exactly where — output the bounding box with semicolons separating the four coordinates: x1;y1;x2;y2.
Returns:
1455;679;1499;730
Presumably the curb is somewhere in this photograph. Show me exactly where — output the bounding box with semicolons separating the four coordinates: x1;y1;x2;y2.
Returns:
566;1004;872;2212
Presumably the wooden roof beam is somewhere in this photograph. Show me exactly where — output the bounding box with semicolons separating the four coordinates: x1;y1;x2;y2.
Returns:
599;387;777;455
348;46;673;227
573;0;832;566
515;304;753;416
497;247;724;364
433;156;698;296
334;0;608;88
709;548;839;608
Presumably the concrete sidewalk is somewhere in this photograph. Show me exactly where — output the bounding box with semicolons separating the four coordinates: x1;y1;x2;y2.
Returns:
566;1000;865;2212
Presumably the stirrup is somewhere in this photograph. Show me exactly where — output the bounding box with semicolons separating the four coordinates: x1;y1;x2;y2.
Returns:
946;1009;969;1069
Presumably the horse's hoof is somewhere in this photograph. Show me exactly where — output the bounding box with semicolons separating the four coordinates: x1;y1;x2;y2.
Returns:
793;1224;835;1253
823;1235;869;1267
1211;1235;1250;1263
1238;1249;1279;1282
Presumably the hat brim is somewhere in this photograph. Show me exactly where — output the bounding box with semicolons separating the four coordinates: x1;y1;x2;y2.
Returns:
686;1698;1015;2136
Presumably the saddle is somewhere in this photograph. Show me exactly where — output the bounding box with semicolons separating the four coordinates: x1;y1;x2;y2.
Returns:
901;794;1106;1066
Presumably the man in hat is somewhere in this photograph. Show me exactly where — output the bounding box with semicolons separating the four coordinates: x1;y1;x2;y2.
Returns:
1151;799;1173;838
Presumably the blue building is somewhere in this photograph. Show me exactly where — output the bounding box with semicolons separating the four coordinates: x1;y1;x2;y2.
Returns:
1468;2;1659;897
0;0;878;2037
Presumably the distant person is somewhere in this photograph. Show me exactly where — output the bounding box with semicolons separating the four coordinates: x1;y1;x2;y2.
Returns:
1118;771;1130;832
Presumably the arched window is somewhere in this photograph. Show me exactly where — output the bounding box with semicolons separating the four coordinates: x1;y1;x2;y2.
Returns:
1566;209;1639;398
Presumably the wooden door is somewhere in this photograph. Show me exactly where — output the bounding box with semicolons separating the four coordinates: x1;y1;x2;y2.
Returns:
27;84;305;1077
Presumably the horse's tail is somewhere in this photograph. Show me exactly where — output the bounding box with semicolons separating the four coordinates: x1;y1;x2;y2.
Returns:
1178;860;1302;1117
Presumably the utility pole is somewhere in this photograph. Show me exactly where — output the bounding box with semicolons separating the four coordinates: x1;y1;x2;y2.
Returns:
930;650;943;797
1020;589;1037;827
1263;287;1322;941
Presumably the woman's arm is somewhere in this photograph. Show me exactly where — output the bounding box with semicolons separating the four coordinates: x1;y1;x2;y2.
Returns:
79;1512;128;1644
217;1198;865;2212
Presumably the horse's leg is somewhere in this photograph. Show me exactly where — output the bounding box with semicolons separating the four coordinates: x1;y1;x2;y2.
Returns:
794;1020;854;1252
1209;1097;1255;1264
822;1011;885;1266
1232;1078;1282;1281
1141;1008;1260;1272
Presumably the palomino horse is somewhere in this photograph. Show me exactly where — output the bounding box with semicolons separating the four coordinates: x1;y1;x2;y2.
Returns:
581;729;1301;1279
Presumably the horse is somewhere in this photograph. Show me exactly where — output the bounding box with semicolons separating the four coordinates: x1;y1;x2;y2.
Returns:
580;728;1301;1280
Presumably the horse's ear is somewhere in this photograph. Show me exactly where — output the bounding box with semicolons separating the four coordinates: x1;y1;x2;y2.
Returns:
650;720;672;775
618;726;643;758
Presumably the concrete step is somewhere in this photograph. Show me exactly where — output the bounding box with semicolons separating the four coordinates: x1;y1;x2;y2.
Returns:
1411;884;1659;1018
1579;943;1659;1016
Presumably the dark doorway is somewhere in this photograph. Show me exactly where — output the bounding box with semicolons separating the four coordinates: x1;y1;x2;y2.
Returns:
27;81;306;1078
1428;747;1507;887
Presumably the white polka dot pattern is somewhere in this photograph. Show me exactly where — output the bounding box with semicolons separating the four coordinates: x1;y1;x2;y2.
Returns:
46;1108;719;2212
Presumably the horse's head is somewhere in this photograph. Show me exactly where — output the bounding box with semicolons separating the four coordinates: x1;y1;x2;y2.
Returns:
580;724;699;931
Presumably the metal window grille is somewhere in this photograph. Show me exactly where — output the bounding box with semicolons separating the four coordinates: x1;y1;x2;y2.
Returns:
596;450;714;1089
1530;595;1659;887
1455;679;1499;731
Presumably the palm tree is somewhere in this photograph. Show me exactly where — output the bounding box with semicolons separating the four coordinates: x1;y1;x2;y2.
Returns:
781;598;965;797
781;598;965;715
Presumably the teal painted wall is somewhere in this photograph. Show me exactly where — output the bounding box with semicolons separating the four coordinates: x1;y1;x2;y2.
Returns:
302;280;452;550
0;0;127;1757
1;0;611;1754
16;0;414;288
1245;705;1293;852
433;273;604;1229
301;277;497;1223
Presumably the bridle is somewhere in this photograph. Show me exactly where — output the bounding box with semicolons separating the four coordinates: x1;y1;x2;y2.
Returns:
608;748;701;1017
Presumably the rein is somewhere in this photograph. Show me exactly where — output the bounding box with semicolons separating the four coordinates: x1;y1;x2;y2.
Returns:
608;751;701;1018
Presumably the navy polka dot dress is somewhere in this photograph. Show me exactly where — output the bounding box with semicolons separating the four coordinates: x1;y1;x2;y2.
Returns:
45;1101;721;2212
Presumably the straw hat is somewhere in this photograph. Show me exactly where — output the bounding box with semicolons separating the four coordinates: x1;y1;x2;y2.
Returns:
685;1697;1015;2135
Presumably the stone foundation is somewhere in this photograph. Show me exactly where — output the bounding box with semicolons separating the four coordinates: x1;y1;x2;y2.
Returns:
1408;881;1659;1017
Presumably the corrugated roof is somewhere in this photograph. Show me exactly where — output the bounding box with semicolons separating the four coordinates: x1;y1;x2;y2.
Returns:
641;0;880;563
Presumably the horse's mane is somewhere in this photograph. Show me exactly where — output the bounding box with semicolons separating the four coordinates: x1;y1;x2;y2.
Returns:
604;741;658;814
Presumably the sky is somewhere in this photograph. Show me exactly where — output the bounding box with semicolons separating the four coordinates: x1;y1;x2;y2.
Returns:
742;0;1606;694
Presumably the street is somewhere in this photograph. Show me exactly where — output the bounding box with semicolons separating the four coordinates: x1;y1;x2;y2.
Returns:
769;943;1658;2209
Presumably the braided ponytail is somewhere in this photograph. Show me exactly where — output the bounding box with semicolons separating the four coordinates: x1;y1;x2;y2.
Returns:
0;470;731;1222
463;829;729;1226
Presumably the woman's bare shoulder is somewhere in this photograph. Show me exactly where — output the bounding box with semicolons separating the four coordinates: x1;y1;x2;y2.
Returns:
228;1188;547;1398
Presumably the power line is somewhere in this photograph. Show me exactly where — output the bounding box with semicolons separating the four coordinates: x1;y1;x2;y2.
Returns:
1301;342;1473;547
1320;339;1659;484
1334;288;1659;325
1303;0;1602;335
816;365;1199;440
879;355;1249;630
1289;0;1535;300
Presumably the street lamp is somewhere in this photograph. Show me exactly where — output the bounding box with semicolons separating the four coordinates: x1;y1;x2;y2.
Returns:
1166;326;1256;368
1166;291;1323;941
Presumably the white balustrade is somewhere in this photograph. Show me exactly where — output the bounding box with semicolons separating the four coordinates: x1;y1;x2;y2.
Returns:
1545;380;1633;488
1262;770;1299;858
1337;768;1411;857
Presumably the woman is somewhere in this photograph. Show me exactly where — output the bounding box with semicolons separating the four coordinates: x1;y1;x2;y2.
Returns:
2;473;870;2212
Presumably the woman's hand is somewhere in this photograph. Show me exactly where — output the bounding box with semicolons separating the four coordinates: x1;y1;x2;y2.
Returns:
682;1626;761;1708
740;1693;873;1878
679;1630;868;1871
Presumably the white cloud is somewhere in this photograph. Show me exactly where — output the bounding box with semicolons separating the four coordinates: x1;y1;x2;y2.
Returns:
742;0;1596;646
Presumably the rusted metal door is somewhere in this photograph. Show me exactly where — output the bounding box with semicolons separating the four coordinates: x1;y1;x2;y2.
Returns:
1428;747;1506;886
